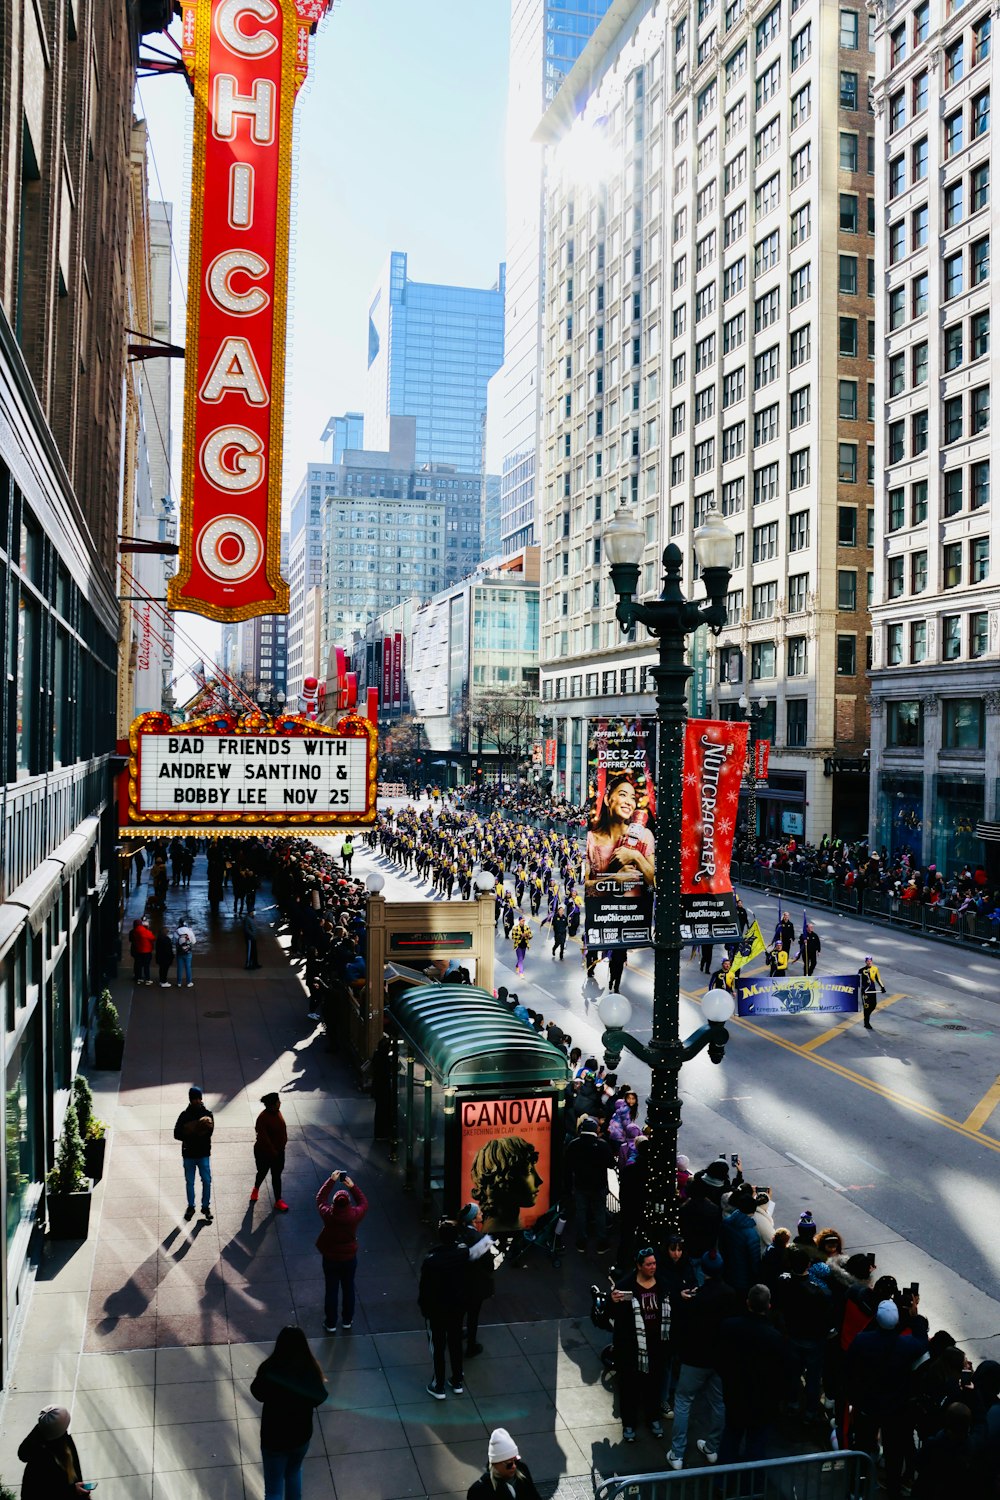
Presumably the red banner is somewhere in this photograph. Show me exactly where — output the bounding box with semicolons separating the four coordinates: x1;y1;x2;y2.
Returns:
170;0;331;622
755;738;771;781
681;719;748;899
392;631;402;706
382;636;393;708
544;738;557;767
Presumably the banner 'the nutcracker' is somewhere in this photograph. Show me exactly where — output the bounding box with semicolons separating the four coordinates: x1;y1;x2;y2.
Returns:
170;0;332;622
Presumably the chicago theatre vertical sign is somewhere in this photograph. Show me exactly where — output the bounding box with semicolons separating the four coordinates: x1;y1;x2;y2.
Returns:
170;0;331;621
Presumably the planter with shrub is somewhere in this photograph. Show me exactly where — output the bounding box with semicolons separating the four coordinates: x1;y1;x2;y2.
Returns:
94;988;124;1070
47;1098;92;1240
73;1073;108;1182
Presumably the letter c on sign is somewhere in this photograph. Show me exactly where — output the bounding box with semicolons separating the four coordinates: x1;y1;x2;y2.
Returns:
215;0;278;57
200;426;265;493
207;250;270;317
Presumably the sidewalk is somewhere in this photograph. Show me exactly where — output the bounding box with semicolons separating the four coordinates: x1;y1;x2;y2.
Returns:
0;853;660;1500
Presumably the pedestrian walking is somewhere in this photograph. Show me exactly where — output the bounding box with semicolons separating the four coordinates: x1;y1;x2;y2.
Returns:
466;1429;542;1500
608;947;627;993
131;916;155;986
134;846;145;886
419;1217;471;1399
174;916;196;987
244;911;261;969
315;1170;368;1333
340;835;354;875
457;1203;497;1356
777;911;795;954
859;954;887;1030
551;905;568;959
612;1247;672;1442
698;942;715;975
251;1326;328;1500
154;927;174;987
173;1085;214;1223
17;1404;88;1498
251;1093;288;1211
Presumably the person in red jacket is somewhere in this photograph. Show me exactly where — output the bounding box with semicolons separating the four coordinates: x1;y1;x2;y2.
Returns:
315;1171;368;1334
130;917;155;986
250;1093;288;1212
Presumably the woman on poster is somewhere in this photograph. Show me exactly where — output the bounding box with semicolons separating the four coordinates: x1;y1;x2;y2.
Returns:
584;775;656;889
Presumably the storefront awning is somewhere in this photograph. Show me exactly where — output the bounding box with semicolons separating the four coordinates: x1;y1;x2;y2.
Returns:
388;984;572;1088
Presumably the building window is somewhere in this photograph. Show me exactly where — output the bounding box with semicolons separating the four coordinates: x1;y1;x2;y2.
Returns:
970;611;988;657
972;460;990;508
943;541;963;588
839;194;858;232
787;636;807;676
942;615;962;661
837;569;857;610
911;620;927;662
838;443;857;483
972;90;991;139
944;469;964;516
912;481;928;523
943;698;985;749
751;582;778;621
888;556;905;598
888;489;905;531
972;162;990;212
786;698;807;747
750;641;776;678
836;635;857;675
945;395;963;444
887;623;903;665
788;572;808;613
911;550;928;594
839;255;858;294
971;536;990;582
972;236;990;284
839;317;857;356
887;700;922;745
840;71;858;110
837;506;857;546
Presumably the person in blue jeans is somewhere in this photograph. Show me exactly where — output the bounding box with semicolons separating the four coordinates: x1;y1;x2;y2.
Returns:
666;1250;738;1470
173;1085;214;1223
251;1326;327;1500
174;918;196;987
315;1171;368;1332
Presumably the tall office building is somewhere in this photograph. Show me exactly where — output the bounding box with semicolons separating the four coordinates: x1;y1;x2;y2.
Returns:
496;0;614;555
363;250;505;474
239;534;289;701
319;417;482;659
535;0;877;837
287;455;336;702
320;411;364;465
869;0;998;872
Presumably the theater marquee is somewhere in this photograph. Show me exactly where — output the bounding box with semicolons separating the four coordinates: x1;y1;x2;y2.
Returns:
169;0;332;623
121;709;377;836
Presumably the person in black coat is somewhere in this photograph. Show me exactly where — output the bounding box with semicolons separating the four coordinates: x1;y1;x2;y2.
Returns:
250;1326;327;1500
716;1284;801;1464
17;1405;87;1499
611;1248;671;1442
418;1218;472;1398
563;1116;613;1254
466;1429;541;1500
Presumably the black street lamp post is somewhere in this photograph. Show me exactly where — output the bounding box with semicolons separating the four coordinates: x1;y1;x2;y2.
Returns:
739;692;769;854
255;686;287;717
598;502;739;1242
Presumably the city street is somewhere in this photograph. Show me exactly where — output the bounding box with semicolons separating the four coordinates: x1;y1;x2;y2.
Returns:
355;807;1000;1364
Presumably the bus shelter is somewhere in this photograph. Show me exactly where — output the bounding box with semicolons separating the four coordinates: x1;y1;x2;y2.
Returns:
387;984;572;1227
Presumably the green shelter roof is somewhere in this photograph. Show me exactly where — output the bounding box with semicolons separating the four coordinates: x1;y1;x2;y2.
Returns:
388;984;573;1088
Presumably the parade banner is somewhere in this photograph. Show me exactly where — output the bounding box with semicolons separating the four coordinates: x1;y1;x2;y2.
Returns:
544;738;557;767
170;0;332;622
755;739;771;782
680;718;748;944
459;1096;552;1233
584;718;656;949
392;632;403;706
121;707;376;836
736;974;861;1018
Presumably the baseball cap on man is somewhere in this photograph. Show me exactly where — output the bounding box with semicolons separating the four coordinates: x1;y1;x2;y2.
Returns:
876;1300;900;1330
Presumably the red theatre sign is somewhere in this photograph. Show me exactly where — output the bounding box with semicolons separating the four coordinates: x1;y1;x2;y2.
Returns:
169;0;332;622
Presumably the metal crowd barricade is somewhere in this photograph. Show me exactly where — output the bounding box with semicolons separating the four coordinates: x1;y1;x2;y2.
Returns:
731;862;1000;958
595;1451;876;1500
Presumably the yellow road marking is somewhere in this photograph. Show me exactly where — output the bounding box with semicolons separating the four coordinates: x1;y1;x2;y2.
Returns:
799;994;906;1051
964;1072;1000;1132
726;1011;1000;1155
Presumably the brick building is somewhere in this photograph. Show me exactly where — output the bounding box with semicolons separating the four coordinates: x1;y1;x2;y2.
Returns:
0;0;168;1382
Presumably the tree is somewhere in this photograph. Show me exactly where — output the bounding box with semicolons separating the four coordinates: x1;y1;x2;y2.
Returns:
472;685;539;784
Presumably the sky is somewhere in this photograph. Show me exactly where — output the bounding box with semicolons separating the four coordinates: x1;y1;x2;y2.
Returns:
138;0;510;684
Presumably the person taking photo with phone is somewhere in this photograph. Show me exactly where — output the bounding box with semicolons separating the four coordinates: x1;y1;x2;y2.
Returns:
315;1169;368;1333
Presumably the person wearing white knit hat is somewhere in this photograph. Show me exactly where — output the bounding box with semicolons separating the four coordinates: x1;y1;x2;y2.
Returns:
465;1429;541;1500
17;1404;89;1496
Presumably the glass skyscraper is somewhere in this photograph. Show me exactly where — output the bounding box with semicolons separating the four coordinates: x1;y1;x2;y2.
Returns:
497;0;612;554
364;251;505;475
320;411;363;465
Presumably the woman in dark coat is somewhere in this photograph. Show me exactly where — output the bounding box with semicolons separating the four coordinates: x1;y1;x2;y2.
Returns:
18;1405;87;1499
250;1326;327;1500
154;927;174;987
611;1247;672;1442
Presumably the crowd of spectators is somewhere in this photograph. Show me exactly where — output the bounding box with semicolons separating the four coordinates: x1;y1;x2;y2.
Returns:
734;833;1000;926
